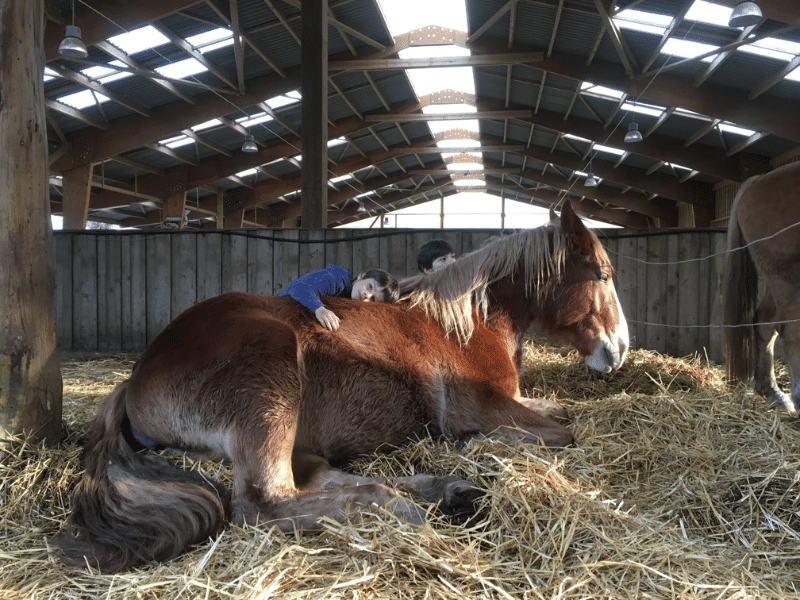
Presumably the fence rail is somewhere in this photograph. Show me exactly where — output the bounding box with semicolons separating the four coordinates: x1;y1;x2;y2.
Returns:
53;227;730;362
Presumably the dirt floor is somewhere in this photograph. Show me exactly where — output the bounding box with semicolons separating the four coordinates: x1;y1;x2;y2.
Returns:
2;337;799;599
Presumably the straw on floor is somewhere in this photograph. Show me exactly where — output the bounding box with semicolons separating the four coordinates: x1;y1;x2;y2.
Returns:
1;337;799;599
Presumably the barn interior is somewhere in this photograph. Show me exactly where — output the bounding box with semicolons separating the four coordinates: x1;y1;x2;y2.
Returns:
42;0;800;231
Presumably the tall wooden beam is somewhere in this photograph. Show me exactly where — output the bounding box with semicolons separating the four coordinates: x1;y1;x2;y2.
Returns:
1;0;62;445
301;0;328;228
61;164;93;229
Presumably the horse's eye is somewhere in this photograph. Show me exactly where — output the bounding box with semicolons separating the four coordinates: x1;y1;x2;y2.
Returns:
598;274;609;283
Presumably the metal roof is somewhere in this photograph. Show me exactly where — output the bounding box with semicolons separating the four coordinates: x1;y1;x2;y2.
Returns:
42;0;800;229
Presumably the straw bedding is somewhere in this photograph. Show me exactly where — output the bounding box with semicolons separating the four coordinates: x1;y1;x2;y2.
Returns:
2;338;799;599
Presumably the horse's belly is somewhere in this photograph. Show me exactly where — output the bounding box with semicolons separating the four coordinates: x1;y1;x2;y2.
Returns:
294;375;435;463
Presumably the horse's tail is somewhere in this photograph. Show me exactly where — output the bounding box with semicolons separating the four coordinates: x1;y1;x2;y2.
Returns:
55;381;228;573
722;186;758;383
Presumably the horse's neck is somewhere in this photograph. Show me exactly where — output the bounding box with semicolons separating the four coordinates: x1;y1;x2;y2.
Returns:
485;275;539;368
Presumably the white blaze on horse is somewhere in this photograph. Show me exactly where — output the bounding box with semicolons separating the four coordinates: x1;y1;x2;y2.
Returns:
56;200;629;573
723;160;800;413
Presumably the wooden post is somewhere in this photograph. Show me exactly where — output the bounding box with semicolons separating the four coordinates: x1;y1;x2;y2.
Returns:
300;0;328;228
0;0;62;446
61;163;93;229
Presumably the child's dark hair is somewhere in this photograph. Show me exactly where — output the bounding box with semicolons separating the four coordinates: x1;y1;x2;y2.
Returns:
359;269;400;303
417;239;455;272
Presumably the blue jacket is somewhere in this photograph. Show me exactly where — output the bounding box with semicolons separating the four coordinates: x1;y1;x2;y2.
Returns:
277;264;353;313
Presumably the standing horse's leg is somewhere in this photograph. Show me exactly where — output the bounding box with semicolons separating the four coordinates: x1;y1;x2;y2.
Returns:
778;311;800;414
753;292;795;413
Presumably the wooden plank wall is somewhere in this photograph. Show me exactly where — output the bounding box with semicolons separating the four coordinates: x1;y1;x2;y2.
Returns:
53;227;729;362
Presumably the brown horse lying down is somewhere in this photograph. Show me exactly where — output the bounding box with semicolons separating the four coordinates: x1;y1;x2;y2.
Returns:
56;200;629;573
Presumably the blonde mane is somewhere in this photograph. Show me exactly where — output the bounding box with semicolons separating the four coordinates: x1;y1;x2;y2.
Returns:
400;225;579;344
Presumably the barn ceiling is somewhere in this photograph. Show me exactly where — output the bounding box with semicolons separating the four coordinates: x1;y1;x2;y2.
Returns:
43;0;800;229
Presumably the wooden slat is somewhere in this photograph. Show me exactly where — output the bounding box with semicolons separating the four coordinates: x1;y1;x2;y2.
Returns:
222;232;248;293
146;235;171;345
122;234;147;351
73;235;98;351
665;234;680;357
171;233;197;317
325;229;354;277
53;234;73;352
273;230;300;294
97;235;122;352
197;232;222;302
248;232;275;296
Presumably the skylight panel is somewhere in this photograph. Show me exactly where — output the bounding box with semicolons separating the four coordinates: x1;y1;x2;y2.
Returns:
328;137;347;147
437;139;480;148
57;90;110;110
398;46;475;96
427;119;479;135
621;101;664;118
661;39;717;62
192;118;222;132
377;0;467;37
155;58;207;80
738;42;794;61
81;64;133;85
614;9;669;35
161;134;194;149
187;28;233;50
719;122;756;136
236;112;273;128
581;82;625;99
265;94;301;109
44;67;58;82
685;1;731;27
785;66;800;83
331;174;353;184
108;25;170;55
454;179;485;187
447;162;483;171
594;144;626;156
236;168;258;178
564;133;591;143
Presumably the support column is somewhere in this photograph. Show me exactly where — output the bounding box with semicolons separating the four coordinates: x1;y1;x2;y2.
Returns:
163;191;187;228
61;163;93;230
301;0;328;228
216;189;225;229
0;0;62;446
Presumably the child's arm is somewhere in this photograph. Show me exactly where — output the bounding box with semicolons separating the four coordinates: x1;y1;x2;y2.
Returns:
281;266;350;330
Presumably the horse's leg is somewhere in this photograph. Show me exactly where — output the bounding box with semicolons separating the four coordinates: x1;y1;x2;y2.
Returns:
779;315;800;414
291;450;483;520
753;293;794;412
518;397;569;422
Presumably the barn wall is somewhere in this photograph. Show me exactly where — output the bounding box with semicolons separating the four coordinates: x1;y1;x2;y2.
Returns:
53;228;729;362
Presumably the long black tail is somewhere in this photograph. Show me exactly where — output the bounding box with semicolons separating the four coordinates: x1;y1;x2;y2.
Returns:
722;194;758;383
55;382;229;573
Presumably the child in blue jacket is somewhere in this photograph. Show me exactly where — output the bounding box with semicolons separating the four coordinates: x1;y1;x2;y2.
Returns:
278;265;399;331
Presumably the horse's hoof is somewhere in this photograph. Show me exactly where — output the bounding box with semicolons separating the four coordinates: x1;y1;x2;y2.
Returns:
765;391;796;414
441;480;485;523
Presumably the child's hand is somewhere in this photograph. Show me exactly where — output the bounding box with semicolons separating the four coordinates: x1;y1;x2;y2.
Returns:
314;306;341;331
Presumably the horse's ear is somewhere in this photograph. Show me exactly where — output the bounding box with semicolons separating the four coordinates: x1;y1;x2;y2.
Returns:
559;200;594;252
548;205;559;226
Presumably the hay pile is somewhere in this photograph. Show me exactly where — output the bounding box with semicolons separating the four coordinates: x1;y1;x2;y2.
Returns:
2;338;799;599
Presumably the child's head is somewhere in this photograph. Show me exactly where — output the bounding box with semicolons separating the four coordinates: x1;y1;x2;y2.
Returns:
417;239;456;274
351;269;400;303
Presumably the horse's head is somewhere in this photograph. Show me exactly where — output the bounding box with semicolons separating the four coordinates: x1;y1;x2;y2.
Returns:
540;201;629;373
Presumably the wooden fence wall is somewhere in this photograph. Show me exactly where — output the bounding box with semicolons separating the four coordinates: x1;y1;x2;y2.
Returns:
52;227;730;362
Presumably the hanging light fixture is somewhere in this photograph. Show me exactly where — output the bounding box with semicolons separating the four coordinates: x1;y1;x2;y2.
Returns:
728;0;762;28
58;0;88;59
624;121;643;143
584;172;599;187
356;201;367;213
241;134;258;153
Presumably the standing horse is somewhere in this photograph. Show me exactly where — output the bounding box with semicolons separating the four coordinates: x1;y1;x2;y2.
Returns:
723;160;800;413
56;200;629;573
